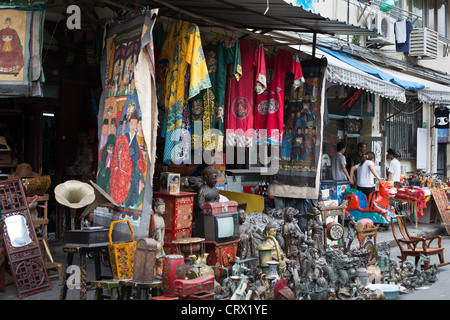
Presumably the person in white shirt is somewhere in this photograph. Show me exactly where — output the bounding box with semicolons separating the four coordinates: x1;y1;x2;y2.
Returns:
349;151;382;199
331;141;353;184
386;148;401;184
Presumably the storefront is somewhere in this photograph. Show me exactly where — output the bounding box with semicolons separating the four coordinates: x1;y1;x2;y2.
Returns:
2;0;449;302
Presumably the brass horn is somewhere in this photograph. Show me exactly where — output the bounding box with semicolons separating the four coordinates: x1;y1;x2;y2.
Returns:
79;180;118;221
55;180;95;230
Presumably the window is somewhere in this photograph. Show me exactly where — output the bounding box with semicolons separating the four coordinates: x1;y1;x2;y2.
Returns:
381;97;423;160
437;0;448;37
426;0;436;30
406;0;424;27
421;0;448;37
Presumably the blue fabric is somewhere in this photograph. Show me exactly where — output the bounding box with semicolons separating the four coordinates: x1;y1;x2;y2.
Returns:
319;46;425;91
395;20;414;53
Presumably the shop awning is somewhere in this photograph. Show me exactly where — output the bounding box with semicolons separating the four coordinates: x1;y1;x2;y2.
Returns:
297;46;407;103
146;0;379;36
319;47;425;91
318;47;450;105
374;66;450;106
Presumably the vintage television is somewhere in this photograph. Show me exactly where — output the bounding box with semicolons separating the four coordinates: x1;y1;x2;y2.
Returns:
203;211;240;242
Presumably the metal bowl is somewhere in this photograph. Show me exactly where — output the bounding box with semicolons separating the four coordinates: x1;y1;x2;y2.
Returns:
366;283;405;300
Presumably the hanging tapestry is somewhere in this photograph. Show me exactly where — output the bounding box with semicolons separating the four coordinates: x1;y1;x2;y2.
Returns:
253;48;304;145
159;20;211;165
190;34;242;155
0;4;44;97
269;58;327;199
95;10;159;240
225;38;266;147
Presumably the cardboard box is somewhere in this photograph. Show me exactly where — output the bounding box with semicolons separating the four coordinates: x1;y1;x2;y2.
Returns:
160;172;181;194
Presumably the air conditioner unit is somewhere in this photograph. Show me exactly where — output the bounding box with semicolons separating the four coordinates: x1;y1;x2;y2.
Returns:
409;27;438;59
367;12;396;45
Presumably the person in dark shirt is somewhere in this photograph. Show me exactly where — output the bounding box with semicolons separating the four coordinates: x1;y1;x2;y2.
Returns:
348;142;367;169
347;142;366;186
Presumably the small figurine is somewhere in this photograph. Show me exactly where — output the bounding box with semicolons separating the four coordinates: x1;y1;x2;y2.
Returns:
345;215;357;252
281;207;305;263
261;222;287;274
306;207;324;254
151;198;166;278
237;209;256;259
152;198;166;258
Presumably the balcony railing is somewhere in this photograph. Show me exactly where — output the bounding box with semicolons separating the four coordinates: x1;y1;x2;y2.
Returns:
366;0;422;26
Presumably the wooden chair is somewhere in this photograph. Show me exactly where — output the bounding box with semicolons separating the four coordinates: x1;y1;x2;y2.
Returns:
391;215;449;270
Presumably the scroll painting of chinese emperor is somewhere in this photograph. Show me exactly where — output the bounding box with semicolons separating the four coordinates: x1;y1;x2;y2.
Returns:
96;10;159;239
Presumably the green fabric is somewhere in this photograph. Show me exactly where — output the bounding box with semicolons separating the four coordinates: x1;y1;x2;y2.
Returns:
190;36;241;152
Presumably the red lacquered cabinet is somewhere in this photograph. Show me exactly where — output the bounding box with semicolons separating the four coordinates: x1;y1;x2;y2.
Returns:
153;191;196;254
204;239;239;281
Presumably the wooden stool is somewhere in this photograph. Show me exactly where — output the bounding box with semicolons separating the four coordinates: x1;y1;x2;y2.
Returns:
120;279;163;300
59;243;111;300
91;279;122;300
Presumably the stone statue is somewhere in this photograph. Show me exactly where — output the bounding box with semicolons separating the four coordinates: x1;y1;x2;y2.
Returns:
152;198;166;259
376;242;391;274
281;207;305;263
197;166;220;216
237;209;255;259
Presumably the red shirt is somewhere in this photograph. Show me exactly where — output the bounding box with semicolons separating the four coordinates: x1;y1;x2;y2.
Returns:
254;48;304;145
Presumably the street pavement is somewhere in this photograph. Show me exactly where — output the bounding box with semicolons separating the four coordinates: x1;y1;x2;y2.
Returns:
0;220;449;300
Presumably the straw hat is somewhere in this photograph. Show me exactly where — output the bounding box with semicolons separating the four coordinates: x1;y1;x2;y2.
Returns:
8;163;40;179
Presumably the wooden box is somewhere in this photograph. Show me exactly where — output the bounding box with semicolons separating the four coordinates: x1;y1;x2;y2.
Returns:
203;201;238;215
204;239;239;277
133;238;157;282
64;227;109;245
153;191;196;254
180;291;215;300
174;274;215;297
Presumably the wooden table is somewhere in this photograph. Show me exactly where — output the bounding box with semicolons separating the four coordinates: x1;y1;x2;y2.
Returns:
59;243;112;300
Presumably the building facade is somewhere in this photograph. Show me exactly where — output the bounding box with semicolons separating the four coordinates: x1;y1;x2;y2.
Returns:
311;0;450;179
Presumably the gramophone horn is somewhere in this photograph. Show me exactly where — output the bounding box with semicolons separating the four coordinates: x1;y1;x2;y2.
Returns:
55;180;95;230
55;180;95;209
80;180;118;220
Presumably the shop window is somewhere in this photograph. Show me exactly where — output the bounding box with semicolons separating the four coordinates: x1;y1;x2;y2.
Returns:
381;97;423;160
425;0;448;37
348;92;375;117
437;0;448;38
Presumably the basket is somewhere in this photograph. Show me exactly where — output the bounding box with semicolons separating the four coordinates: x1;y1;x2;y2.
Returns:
108;220;137;280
